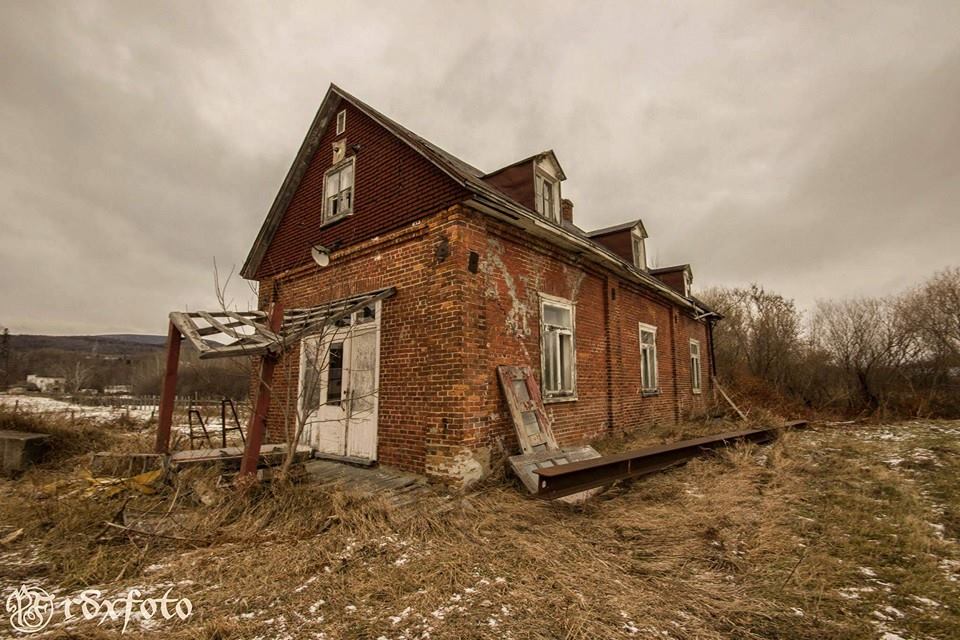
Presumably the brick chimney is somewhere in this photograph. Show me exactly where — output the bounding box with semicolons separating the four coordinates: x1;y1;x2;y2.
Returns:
561;198;574;225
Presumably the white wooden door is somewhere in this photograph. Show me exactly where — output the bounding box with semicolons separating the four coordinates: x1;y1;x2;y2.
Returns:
298;302;381;461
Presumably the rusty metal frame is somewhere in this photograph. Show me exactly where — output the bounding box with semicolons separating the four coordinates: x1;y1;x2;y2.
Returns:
533;421;807;500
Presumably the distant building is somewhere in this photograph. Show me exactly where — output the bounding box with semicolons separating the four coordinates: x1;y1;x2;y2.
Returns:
25;375;66;393
103;384;133;395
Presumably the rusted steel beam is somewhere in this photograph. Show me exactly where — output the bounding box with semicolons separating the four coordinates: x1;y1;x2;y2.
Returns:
237;303;285;480
533;421;807;500
154;321;182;454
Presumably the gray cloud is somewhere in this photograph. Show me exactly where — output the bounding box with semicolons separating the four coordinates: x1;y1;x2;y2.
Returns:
1;0;958;333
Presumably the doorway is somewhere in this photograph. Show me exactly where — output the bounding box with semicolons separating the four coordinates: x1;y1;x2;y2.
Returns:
298;301;381;462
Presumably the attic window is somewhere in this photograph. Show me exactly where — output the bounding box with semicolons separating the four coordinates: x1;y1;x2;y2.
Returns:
336;110;346;135
322;156;355;223
632;230;646;270
683;270;692;297
535;174;558;222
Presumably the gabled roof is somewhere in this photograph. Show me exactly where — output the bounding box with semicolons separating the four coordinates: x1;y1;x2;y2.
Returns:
649;264;691;277
240;84;709;316
241;83;495;278
484;150;567;182
586;219;648;239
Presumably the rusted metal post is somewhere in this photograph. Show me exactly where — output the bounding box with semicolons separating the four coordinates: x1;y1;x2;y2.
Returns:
237;303;284;480
154;321;182;454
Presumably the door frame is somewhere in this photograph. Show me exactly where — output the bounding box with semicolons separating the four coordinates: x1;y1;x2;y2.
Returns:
296;299;383;462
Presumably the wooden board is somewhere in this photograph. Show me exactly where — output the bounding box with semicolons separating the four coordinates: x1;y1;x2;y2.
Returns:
497;365;558;454
170;444;312;467
508;446;601;495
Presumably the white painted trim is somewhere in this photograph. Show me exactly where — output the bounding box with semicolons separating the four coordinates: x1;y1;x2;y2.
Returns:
631;228;647;271
638;322;659;392
321;155;356;224
690;338;702;394
539;293;577;401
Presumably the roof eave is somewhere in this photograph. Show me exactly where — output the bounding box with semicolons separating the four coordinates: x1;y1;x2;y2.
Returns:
463;192;705;315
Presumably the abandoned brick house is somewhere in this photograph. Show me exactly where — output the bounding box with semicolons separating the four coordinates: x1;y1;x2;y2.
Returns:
240;84;719;486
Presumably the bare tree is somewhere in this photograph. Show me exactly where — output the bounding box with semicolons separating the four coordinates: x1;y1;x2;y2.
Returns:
811;297;915;412
899;267;960;361
700;284;803;389
58;357;95;393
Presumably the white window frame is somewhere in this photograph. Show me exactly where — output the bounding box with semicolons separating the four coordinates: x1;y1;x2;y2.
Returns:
322;156;356;223
632;229;646;270
639;322;658;392
690;338;702;394
535;173;559;223
540;293;577;402
336;109;346;135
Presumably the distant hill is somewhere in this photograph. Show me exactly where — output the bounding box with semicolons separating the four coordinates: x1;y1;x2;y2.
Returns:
9;334;167;354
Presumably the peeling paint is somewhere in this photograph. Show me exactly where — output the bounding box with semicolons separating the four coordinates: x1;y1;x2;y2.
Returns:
482;238;532;339
565;266;586;302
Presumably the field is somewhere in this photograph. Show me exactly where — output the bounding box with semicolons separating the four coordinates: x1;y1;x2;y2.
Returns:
1;405;958;639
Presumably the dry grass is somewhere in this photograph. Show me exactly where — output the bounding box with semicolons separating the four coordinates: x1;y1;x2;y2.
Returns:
1;411;959;639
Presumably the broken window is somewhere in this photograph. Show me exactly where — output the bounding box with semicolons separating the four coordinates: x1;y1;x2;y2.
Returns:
323;157;355;222
535;174;558;222
326;342;344;405
356;304;376;325
540;295;576;399
690;339;702;393
639;323;658;391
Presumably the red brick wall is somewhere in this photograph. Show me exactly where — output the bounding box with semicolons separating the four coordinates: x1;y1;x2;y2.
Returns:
256;204;713;484
452;207;715;459
258;206;476;479
254;101;469;279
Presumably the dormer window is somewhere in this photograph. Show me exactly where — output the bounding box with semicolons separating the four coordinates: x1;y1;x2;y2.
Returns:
535;174;558;222
632;229;647;270
322;156;355;223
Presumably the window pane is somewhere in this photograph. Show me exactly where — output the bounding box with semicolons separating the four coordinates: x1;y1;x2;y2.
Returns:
641;350;650;388
641;329;655;345
544;331;559;391
340;162;354;188
543;304;570;328
326;343;344;405
356;304;376;324
326;171;339;195
559;333;573;391
650;350;658;388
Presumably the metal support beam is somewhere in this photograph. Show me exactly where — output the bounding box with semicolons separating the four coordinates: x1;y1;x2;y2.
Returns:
154;321;182;454
533;422;807;500
237;303;284;480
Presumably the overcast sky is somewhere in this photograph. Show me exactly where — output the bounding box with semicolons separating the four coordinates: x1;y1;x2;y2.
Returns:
2;1;958;335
